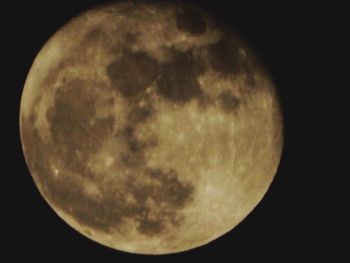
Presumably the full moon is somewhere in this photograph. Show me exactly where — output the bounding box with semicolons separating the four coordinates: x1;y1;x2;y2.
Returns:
20;0;283;255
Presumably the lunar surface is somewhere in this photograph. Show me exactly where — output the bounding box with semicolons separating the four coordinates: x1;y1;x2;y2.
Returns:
20;0;283;255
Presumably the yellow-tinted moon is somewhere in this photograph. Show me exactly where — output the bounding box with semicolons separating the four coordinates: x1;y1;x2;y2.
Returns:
20;0;283;255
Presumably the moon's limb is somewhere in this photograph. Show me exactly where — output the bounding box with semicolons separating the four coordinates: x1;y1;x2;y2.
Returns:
20;1;283;255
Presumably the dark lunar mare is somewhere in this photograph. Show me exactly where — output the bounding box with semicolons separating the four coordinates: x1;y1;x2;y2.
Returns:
217;91;240;112
175;7;207;35
106;48;206;104
106;50;158;98
23;74;194;236
156;50;205;103
208;39;241;76
22;0;266;238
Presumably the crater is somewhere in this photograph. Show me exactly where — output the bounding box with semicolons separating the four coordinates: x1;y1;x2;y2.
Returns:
128;139;143;153
81;28;107;45
128;99;154;124
217;91;240;112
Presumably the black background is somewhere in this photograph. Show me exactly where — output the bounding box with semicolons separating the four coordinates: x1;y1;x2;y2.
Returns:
6;0;341;261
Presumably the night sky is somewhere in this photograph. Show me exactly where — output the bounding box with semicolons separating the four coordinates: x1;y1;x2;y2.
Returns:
5;0;340;261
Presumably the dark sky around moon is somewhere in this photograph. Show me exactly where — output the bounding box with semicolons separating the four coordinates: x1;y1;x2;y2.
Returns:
5;0;339;261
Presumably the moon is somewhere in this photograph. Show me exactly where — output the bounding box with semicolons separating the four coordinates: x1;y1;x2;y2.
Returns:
20;0;283;255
